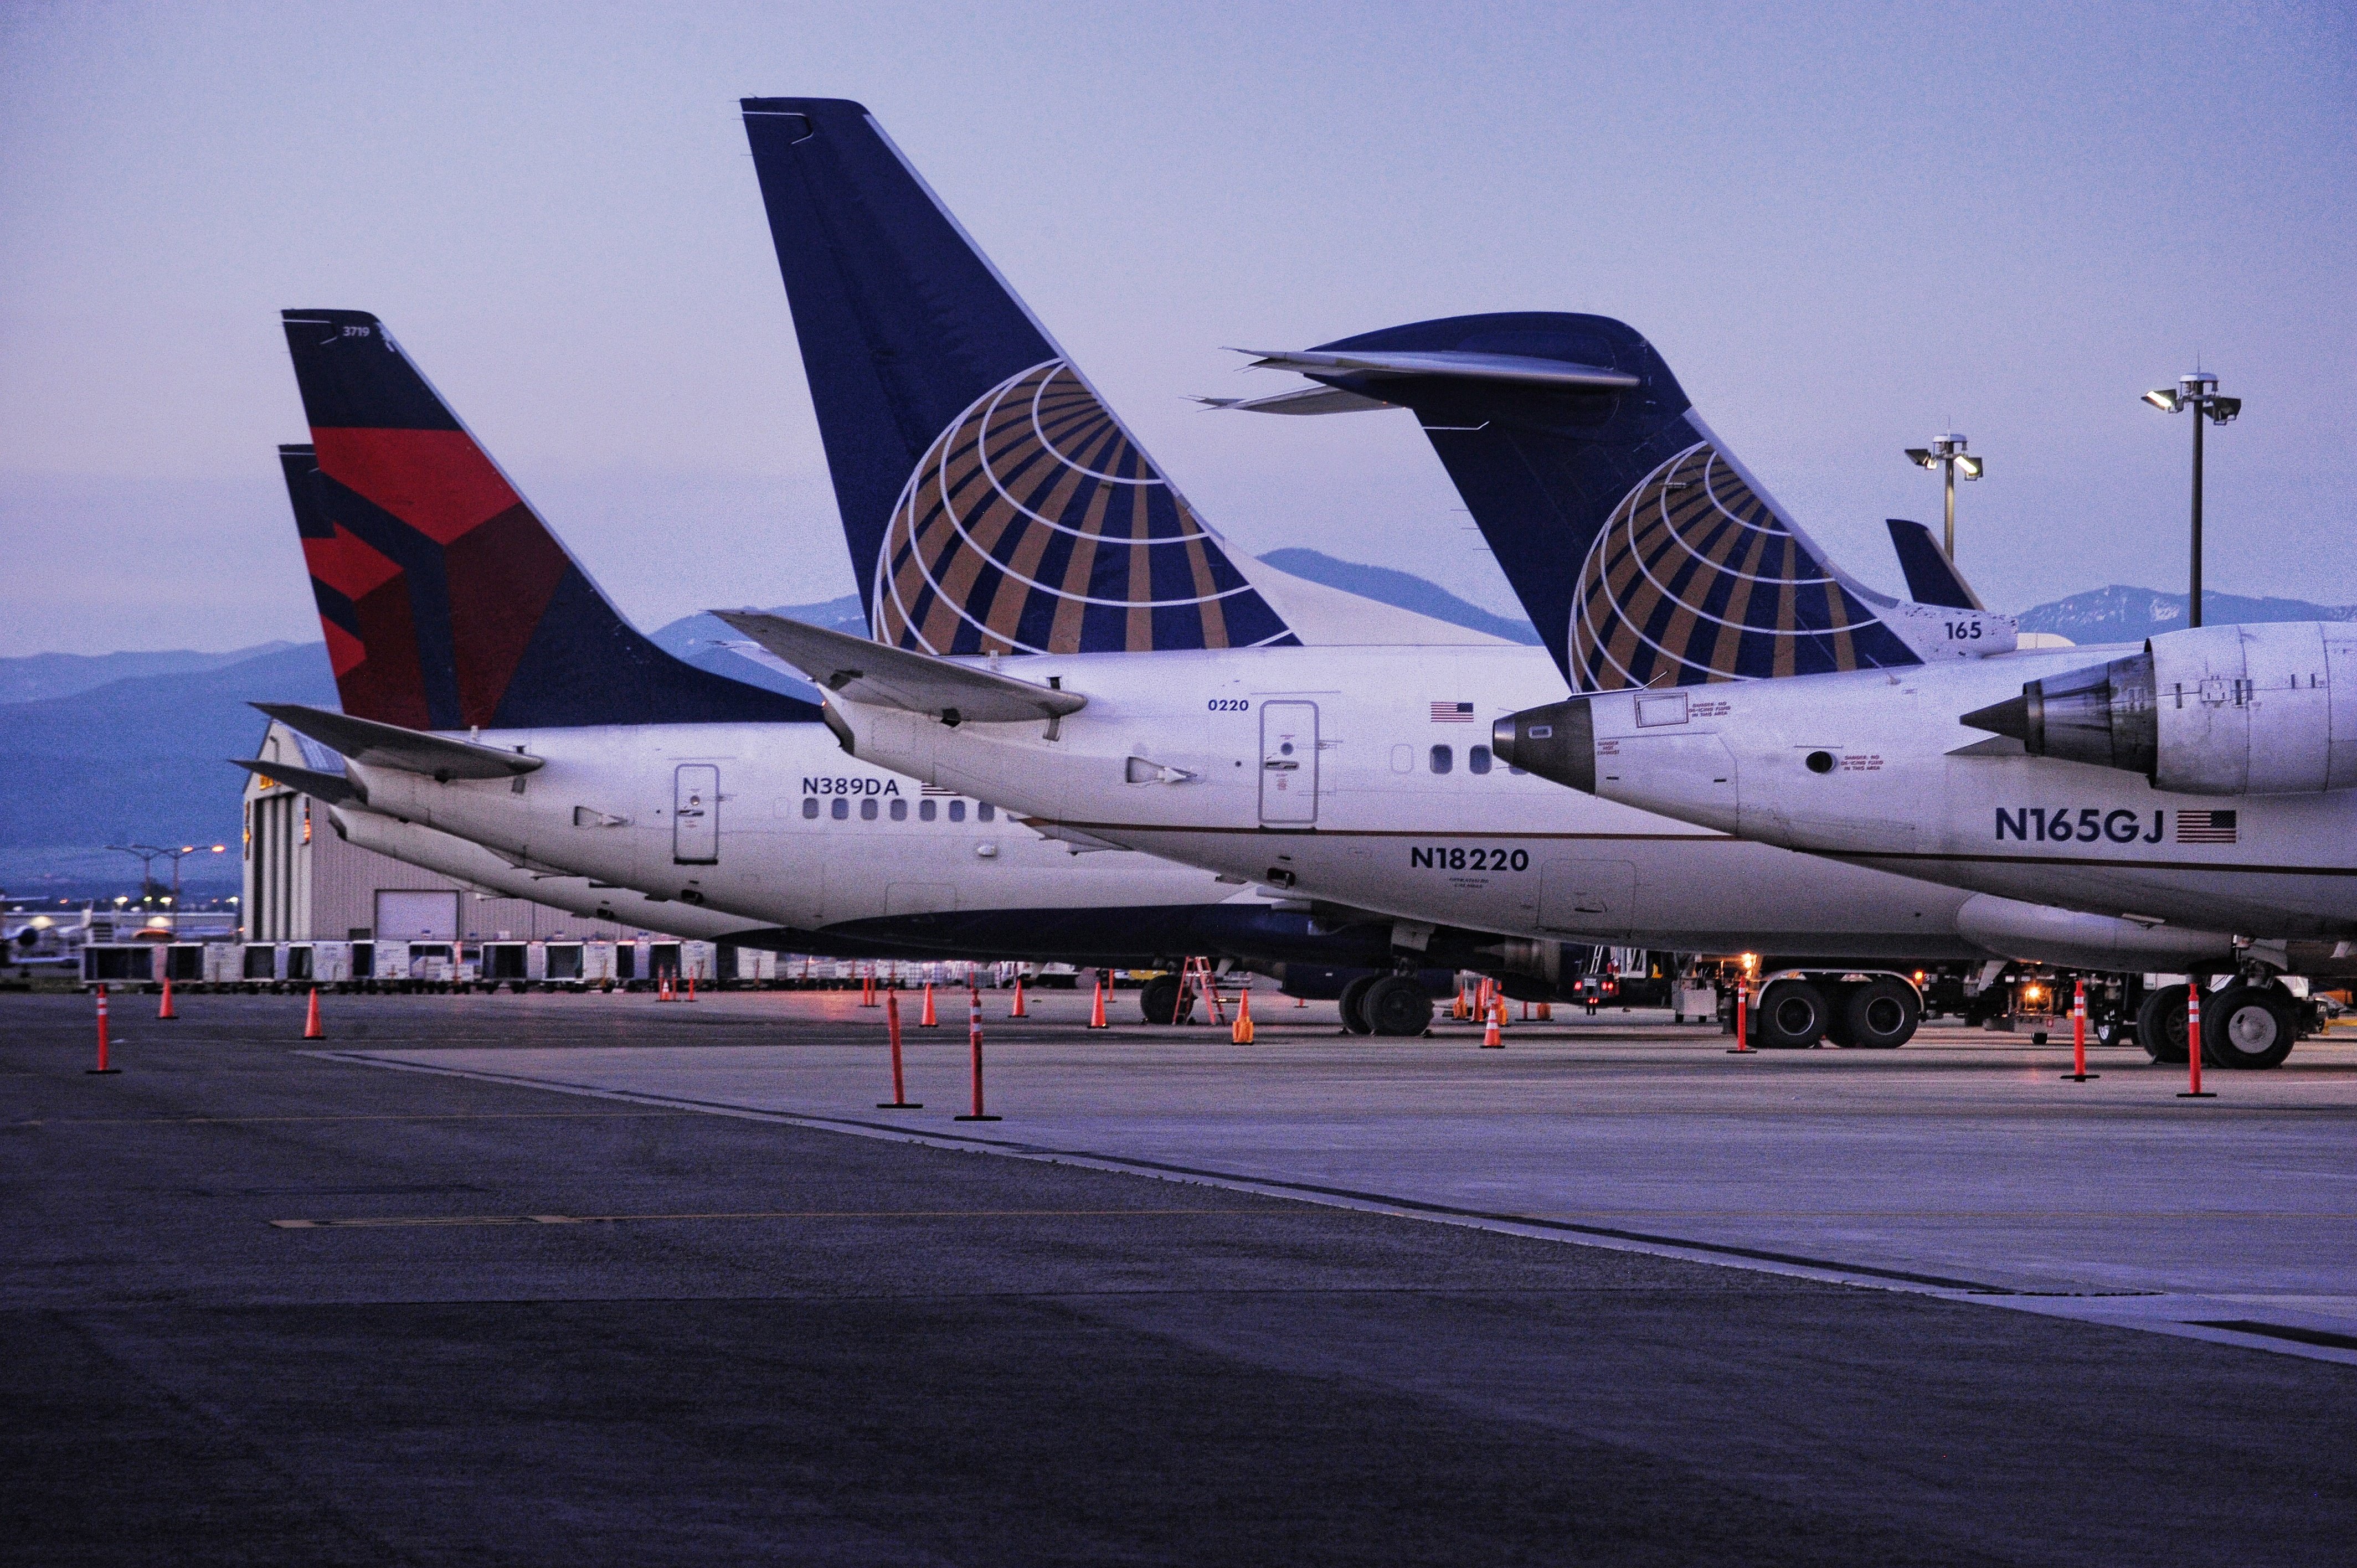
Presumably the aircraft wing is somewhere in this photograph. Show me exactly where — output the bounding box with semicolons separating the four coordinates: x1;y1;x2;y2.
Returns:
712;612;1088;725
250;703;544;780
227;757;366;806
1230;346;1642;393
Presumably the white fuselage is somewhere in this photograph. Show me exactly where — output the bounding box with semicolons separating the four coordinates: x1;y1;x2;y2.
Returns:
343;721;1268;942
820;643;1997;959
1564;648;2357;939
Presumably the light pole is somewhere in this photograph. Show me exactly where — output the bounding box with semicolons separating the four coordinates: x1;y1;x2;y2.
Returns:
106;844;167;910
2143;372;2242;628
1903;434;1983;561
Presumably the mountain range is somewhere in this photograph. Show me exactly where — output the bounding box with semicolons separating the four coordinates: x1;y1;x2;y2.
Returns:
3;565;2344;899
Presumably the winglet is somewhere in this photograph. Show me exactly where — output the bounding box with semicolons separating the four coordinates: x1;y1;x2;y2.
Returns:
1884;519;1986;611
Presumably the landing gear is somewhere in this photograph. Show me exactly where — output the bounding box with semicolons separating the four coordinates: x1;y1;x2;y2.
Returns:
2138;983;2190;1064
1138;973;1193;1025
1361;974;1435;1038
1755;979;1829;1049
2204;983;2298;1070
1337;974;1378;1035
1836;977;1919;1049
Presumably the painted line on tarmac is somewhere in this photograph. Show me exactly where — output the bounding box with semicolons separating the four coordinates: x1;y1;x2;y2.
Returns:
312;1049;2357;1366
270;1206;1264;1230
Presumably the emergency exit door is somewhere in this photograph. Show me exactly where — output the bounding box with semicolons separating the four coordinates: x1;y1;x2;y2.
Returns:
1259;702;1319;826
673;765;719;864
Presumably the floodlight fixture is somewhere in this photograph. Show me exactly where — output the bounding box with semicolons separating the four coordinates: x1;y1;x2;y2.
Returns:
2144;369;2242;627
1903;432;1981;561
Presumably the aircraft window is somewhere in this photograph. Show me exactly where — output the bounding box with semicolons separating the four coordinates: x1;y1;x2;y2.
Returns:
831;798;849;821
889;798;908;821
1469;745;1492;775
920;800;938;822
977;803;995;822
948;801;966;822
860;798;879;821
801;798;819;819
1429;745;1453;775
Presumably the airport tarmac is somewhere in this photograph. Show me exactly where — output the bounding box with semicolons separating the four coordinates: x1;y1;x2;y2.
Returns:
6;988;2352;1565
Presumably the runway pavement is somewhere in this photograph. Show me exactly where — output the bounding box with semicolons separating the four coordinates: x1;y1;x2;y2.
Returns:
4;987;2351;1565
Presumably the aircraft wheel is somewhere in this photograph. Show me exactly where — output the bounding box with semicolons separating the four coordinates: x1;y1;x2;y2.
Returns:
1755;979;1828;1048
1841;978;1919;1048
2137;984;2190;1064
1138;973;1191;1025
1337;974;1378;1035
1363;975;1435;1038
2204;984;2297;1070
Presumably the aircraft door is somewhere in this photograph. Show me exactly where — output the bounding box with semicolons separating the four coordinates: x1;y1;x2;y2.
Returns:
1259;702;1319;826
673;765;719;864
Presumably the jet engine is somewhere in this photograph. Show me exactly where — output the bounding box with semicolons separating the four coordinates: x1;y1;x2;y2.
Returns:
1963;622;2356;796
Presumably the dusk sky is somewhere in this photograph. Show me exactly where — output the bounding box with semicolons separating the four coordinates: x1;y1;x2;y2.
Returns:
2;1;2350;655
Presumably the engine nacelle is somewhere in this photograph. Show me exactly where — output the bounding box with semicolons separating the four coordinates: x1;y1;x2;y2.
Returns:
1963;622;2357;796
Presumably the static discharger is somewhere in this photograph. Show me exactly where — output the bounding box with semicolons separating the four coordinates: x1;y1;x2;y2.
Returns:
877;990;921;1110
955;979;1001;1122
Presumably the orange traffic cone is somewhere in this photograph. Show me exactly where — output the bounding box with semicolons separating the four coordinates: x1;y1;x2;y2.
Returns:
1088;976;1109;1029
920;982;939;1028
1536;1001;1552;1021
1452;985;1470;1020
1481;996;1502;1049
1009;976;1027;1018
686;973;697;1002
157;976;177;1020
1295;992;1307;1008
89;986;118;1074
1231;987;1255;1044
303;987;324;1040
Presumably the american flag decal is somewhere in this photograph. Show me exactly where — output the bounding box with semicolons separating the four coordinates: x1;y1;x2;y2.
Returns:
1430;701;1475;723
2175;809;2238;844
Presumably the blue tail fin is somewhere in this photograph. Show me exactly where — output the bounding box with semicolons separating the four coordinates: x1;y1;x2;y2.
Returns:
1884;519;1984;610
279;310;816;730
1229;312;1931;690
740;98;1296;656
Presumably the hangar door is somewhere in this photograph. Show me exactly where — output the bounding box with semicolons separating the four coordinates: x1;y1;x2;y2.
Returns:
1259;702;1319;826
673;765;719;864
375;890;459;941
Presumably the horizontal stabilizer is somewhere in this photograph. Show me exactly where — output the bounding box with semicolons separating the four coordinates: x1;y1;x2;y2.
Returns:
713;612;1086;725
228;757;365;805
251;702;543;780
1194;385;1398;416
1234;347;1643;391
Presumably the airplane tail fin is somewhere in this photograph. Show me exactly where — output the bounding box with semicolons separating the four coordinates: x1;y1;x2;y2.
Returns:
1219;312;1966;690
740;98;1297;656
279;310;816;730
1884;519;1985;610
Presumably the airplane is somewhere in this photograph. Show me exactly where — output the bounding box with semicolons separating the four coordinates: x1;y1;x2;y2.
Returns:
234;717;766;945
717;96;2214;1044
1490;619;2357;1066
258;312;1551;1025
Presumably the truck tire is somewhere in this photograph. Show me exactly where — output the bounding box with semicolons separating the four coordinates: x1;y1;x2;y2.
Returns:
1840;977;1919;1048
2137;984;2190;1064
2204;984;2297;1070
1363;974;1435;1038
1337;974;1378;1035
1756;979;1828;1049
1138;973;1191;1025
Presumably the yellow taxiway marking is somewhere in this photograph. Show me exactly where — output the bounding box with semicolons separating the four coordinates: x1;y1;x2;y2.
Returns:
269;1207;1262;1230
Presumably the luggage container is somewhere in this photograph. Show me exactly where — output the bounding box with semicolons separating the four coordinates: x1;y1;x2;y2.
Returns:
81;943;159;987
543;942;585;986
